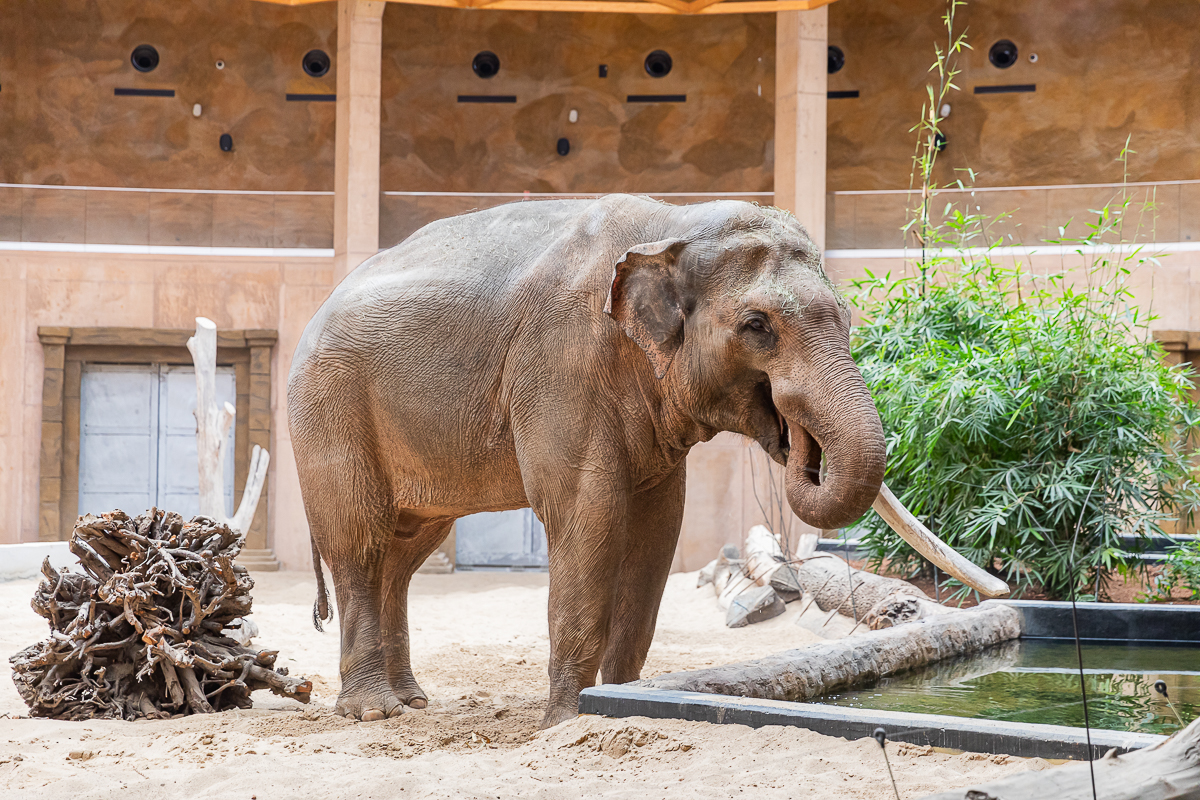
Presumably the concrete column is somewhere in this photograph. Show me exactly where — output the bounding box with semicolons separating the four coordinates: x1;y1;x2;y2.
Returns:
333;0;386;282
775;6;828;249
37;329;69;542
238;331;280;571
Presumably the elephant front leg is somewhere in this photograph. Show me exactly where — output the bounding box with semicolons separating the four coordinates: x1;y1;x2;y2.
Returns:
538;485;628;729
599;463;685;685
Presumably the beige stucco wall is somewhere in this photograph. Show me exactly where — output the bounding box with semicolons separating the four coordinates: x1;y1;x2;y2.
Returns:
0;249;330;573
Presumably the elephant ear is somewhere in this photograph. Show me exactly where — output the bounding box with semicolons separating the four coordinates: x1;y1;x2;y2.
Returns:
603;238;688;379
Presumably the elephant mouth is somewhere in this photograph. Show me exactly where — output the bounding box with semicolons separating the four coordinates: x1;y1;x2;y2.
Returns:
759;386;809;475
758;386;825;489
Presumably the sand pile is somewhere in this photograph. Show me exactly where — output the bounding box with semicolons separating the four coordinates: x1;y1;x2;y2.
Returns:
1;569;1041;798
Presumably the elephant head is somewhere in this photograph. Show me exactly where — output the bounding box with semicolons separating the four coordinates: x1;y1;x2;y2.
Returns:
605;202;1008;597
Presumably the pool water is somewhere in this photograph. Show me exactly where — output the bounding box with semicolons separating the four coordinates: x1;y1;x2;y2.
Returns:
816;639;1200;735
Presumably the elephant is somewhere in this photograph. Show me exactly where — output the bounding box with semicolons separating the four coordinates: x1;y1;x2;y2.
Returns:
287;194;1005;729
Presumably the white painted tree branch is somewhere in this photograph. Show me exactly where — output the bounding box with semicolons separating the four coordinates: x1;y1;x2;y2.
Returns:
186;318;228;521
228;444;270;534
186;317;269;536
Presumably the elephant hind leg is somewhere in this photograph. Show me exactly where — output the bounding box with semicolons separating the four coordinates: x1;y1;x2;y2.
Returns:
300;459;406;721
380;517;455;709
326;552;407;721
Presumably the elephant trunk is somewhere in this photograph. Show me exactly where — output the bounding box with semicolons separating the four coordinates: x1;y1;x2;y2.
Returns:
778;363;886;531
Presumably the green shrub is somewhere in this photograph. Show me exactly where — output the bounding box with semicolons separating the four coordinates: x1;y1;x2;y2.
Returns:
849;209;1200;599
849;0;1199;601
1142;539;1200;602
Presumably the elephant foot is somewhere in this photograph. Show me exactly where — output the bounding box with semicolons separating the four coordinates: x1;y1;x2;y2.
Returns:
389;674;429;709
335;684;406;721
539;702;578;729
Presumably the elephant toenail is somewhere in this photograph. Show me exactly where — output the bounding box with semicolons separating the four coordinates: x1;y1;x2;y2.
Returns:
361;709;385;721
408;698;427;709
387;706;406;718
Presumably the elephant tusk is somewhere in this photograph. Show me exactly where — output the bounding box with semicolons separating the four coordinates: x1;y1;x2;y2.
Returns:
872;483;1010;598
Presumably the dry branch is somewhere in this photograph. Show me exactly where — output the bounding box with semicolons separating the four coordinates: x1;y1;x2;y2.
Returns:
10;509;310;720
920;715;1200;800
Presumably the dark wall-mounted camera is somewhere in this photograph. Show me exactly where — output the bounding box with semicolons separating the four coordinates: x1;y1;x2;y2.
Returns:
131;44;159;73
644;50;672;78
302;50;330;78
828;46;845;74
473;51;500;79
989;40;1019;69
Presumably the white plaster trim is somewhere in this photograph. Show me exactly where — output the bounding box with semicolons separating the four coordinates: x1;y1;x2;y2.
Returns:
0;183;333;196
0;542;75;582
380;191;774;198
826;241;1200;259
0;241;334;257
831;179;1200;196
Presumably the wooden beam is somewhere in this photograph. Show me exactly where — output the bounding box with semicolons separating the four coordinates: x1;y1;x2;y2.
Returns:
251;0;839;13
683;0;728;12
641;0;696;13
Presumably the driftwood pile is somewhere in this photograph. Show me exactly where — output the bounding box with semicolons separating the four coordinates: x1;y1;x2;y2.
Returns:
700;525;965;630
10;509;311;720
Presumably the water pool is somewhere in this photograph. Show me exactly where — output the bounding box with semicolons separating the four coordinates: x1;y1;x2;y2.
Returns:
817;639;1199;735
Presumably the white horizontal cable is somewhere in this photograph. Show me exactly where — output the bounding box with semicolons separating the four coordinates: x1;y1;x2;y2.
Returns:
826;241;1200;259
7;240;1198;260
831;179;1200;196
380;191;773;197
0;241;333;257
0;183;333;196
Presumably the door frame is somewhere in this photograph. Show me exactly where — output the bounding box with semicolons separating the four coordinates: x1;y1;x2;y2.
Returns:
37;326;276;550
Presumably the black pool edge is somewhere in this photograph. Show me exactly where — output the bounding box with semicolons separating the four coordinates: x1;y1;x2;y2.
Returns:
984;599;1200;643
578;685;1165;761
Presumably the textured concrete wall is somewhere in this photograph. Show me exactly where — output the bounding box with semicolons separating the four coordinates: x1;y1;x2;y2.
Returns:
827;0;1200;190
0;0;336;190
378;7;775;195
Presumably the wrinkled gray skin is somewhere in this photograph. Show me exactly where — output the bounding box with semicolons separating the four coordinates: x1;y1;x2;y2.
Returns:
288;195;886;728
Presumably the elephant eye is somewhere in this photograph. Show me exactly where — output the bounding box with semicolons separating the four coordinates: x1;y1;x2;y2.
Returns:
746;317;769;333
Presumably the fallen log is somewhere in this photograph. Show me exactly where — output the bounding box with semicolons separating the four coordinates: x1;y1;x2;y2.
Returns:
635;603;1021;701
794;552;954;630
920;715;1200;800
10;509;311;720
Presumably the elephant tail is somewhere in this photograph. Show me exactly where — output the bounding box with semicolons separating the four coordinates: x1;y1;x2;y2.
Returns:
311;536;332;632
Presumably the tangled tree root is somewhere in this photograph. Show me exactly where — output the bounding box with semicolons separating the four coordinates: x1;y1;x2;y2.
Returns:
10;509;311;720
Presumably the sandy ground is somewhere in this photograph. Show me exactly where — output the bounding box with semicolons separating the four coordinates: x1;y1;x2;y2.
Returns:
1;569;1044;799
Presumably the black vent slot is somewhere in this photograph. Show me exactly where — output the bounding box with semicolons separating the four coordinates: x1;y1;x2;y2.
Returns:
627;94;685;103
974;84;1036;94
114;88;174;97
458;95;517;103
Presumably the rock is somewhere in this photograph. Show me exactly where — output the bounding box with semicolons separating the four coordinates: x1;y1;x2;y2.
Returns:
726;585;785;628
